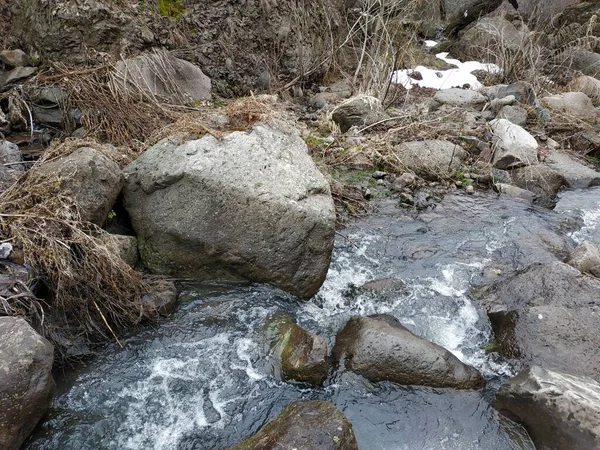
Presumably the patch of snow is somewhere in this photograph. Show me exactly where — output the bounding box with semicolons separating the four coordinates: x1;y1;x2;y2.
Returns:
424;40;438;48
391;52;501;91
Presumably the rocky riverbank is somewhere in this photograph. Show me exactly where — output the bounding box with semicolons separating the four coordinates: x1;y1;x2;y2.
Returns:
2;0;600;449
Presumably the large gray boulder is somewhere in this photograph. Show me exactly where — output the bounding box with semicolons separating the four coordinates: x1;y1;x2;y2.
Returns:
394;140;467;180
541;92;598;123
456;17;524;59
495;366;600;450
560;48;600;78
123;124;336;299
31;147;124;226
113;52;211;105
569;75;600;106
510;164;567;208
265;314;328;386
0;317;55;450
332;315;485;389
489;119;538;169
228;400;358;450
472;262;600;380
544;150;600;189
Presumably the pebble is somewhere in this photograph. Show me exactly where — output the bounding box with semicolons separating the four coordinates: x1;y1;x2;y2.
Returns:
372;171;387;179
0;242;13;259
466;185;475;195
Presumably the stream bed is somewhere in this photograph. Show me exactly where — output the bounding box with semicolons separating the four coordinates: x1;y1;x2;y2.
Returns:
26;187;600;450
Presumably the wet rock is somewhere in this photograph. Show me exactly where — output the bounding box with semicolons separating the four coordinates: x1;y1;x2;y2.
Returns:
472;262;600;380
2;66;37;85
331;96;389;133
114;52;211;105
31;146;123;226
489;119;538;169
394;140;467;180
142;279;178;316
100;234;139;267
359;277;406;298
541;92;598;123
497;105;528;126
569;75;600;106
510;165;567;208
433;88;486;107
228;400;358;450
0;317;55;450
567;241;600;277
0;49;32;68
494;183;536;204
483;82;537;107
391;172;417;192
332;315;485;389
266;314;328;386
494;365;600;450
544;150;600;189
123;124;335;299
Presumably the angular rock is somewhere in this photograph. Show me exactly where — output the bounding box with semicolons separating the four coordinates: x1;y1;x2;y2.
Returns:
489;118;538;169
100;234;139;267
510;165;567;208
332;315;485;389
123;124;336;299
495;366;600;450
561;48;600;78
394;139;467;180
494;183;536;203
2;66;37;85
445;0;514;36
567;241;600;277
497;105;528;126
542;92;598;123
358;277;406;298
331;96;389;133
0;317;55;450
228;400;358;450
114;52;211;105
266;314;328;386
30;147;124;225
472;262;600;380
456;17;524;58
433;88;486;107
545;150;600;189
569;75;600;106
0;49;32;68
483;82;537;107
0;140;24;172
391;172;418;192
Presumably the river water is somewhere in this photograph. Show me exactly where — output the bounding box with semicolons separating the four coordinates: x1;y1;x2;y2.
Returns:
25;187;600;450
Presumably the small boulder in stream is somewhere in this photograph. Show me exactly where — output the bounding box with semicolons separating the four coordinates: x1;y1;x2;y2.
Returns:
494;365;600;450
123;124;336;299
265;314;329;386
332;315;485;389
510;164;567;208
567;241;600;277
472;262;600;381
0;317;55;450
489;119;538;170
228;400;358;450
393;140;467;181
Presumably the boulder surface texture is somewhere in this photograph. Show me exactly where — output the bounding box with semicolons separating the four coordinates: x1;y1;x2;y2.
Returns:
0;317;55;450
495;365;600;450
124;124;336;299
332;315;485;389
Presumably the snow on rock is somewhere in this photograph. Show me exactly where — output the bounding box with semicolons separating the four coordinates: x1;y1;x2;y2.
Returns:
391;52;500;91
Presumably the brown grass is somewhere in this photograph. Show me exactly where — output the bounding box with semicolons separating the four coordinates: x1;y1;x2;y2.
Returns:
0;139;153;359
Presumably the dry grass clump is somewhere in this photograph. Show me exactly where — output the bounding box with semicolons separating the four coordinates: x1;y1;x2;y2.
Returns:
39;63;182;149
0;139;151;358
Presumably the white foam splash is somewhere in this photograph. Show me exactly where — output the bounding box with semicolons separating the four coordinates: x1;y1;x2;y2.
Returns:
391;52;500;90
571;208;600;244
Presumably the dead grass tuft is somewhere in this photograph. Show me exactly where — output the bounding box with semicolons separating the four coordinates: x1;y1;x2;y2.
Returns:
0;139;153;359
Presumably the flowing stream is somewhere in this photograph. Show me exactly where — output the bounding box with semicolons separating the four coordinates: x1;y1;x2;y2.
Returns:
25;187;600;450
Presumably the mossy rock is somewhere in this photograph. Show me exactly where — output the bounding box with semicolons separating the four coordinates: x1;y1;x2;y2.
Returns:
264;313;329;386
228;400;359;450
157;0;185;19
